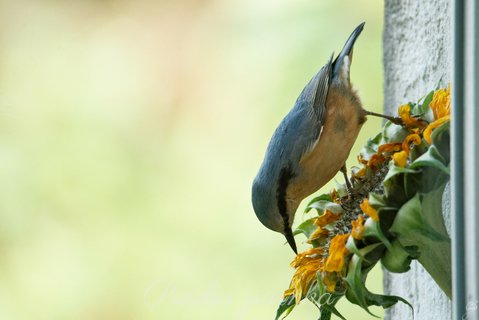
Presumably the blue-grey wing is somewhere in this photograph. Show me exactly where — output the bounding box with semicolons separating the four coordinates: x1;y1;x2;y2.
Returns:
309;54;333;133
252;55;333;223
259;56;333;179
286;55;333;164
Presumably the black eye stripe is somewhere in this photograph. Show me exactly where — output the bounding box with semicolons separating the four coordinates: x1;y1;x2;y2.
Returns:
276;164;294;231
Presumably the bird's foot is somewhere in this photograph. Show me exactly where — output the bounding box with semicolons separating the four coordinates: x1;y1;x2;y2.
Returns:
364;110;404;126
340;164;354;199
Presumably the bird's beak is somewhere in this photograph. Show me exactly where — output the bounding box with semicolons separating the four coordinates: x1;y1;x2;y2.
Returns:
284;226;298;255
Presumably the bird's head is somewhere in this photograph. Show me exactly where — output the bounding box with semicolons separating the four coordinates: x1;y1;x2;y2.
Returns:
252;173;298;254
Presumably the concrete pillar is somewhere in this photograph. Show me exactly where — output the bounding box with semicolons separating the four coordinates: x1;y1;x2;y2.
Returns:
382;1;452;319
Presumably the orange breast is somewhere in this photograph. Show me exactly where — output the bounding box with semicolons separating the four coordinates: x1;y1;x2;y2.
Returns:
288;87;366;202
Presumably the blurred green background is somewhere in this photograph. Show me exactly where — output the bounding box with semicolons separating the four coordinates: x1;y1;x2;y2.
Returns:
0;0;386;319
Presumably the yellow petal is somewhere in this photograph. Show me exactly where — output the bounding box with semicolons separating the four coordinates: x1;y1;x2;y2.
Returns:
423;116;450;144
357;154;369;165
286;254;324;305
290;247;323;268
324;234;350;272
307;226;329;243
351;215;365;240
360;198;379;221
378;142;402;154
402;133;422;155
322;272;337;292
314;210;340;228
392;150;408;167
430;85;451;120
398;104;427;128
283;288;294;298
329;189;339;203
398;104;412;124
353;167;366;178
367;153;387;168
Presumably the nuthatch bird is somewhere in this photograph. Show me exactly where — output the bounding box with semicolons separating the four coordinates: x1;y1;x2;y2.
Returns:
252;22;401;254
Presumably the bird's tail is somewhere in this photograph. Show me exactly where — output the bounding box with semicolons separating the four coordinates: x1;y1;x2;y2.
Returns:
332;22;365;80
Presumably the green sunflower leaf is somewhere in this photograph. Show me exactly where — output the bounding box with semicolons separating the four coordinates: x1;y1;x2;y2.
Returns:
364;291;413;314
293;218;317;238
377;207;399;232
275;295;295;320
362;218;392;251
389;193;449;242
343;254;380;317
409;145;449;175
367;193;386;207
417;90;434;115
319;303;345;320
381;239;419;273
345;236;362;257
344;249;412;317
390;188;452;298
359;133;383;160
306;194;332;209
309;276;346;320
306;200;343;215
383;163;420;183
430;121;450;162
382;121;408;143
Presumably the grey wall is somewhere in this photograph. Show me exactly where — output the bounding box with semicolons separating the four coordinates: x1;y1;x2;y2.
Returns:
383;0;452;319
